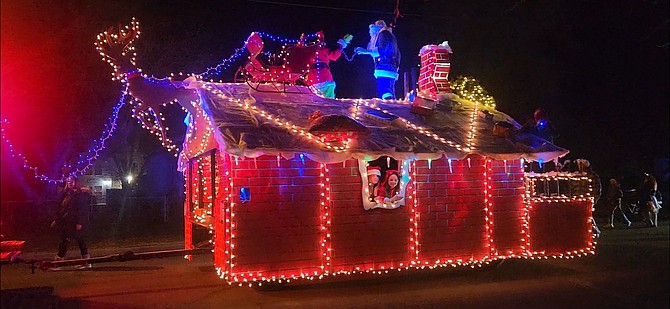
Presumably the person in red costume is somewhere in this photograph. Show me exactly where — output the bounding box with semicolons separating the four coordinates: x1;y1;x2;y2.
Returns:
367;166;383;202
302;31;353;98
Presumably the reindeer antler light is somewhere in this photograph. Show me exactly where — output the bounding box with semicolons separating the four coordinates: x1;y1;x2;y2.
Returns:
95;17;141;81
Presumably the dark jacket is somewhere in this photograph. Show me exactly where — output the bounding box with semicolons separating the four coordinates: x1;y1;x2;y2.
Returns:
604;184;623;212
55;189;91;231
374;30;401;78
520;119;559;143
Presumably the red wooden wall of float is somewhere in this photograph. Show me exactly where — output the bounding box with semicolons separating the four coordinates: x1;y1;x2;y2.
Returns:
185;151;593;284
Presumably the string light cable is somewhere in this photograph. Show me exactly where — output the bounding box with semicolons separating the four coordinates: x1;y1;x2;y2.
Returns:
3;17;322;183
1;85;129;183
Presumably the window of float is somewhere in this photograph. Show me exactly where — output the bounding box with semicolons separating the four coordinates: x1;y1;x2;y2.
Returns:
358;156;411;210
527;174;591;199
188;150;217;226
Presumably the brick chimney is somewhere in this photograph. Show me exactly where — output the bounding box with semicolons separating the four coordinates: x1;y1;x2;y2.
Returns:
411;42;453;115
418;43;453;99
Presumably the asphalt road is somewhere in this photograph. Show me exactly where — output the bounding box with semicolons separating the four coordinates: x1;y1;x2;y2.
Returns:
2;222;668;309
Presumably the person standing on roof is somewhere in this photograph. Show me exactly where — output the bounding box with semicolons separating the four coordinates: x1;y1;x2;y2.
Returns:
303;31;353;99
521;107;560;143
354;20;401;100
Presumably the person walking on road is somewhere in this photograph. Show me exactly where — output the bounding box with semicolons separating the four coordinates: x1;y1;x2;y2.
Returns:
51;176;93;268
603;178;631;228
639;173;661;227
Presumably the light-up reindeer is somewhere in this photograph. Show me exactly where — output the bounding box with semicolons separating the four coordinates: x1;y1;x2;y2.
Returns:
95;19;216;163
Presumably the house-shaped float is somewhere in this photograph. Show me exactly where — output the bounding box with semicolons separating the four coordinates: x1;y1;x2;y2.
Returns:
103;23;596;285
174;80;595;286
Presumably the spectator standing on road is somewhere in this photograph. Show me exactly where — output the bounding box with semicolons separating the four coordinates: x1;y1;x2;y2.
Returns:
51;176;92;268
576;160;602;236
603;178;631;228
639;173;661;227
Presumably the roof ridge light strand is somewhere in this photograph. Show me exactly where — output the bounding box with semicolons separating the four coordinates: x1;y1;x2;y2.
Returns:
465;98;479;152
181;100;216;159
351;99;468;152
203;85;349;152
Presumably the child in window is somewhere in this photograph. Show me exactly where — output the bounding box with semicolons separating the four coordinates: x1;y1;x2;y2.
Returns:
375;170;403;205
367;166;382;202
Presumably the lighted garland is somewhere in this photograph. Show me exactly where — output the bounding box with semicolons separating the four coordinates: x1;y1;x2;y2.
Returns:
465;95;480;151
217;161;595;287
451;76;496;109
320;163;333;275
339;97;471;152
1;87;129;183
0;21;324;185
204;84;350;152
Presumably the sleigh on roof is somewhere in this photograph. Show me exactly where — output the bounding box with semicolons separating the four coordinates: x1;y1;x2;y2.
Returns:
234;32;324;93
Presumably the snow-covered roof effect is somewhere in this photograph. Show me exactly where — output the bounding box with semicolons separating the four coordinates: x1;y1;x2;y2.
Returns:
187;82;568;164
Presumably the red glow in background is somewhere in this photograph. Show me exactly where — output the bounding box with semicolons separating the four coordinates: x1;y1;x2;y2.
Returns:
1;1;118;178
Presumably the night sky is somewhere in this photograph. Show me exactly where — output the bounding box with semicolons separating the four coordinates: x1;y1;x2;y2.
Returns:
2;0;668;197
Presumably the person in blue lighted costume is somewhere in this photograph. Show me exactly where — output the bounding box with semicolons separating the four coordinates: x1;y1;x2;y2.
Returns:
354;20;401;100
521;107;560;143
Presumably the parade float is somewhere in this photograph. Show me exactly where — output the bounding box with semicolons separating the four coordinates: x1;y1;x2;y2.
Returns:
94;19;596;286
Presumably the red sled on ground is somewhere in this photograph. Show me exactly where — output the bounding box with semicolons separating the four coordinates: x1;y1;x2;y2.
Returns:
0;240;25;264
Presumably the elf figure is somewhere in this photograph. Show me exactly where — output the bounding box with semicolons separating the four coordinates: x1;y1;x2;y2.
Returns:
303;31;353;98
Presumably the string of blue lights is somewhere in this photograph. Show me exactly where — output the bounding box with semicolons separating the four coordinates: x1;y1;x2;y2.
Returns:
2;30;322;183
1;86;129;183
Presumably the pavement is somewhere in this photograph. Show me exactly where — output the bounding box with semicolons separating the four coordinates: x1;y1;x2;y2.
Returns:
10;239;186;264
1;221;668;308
